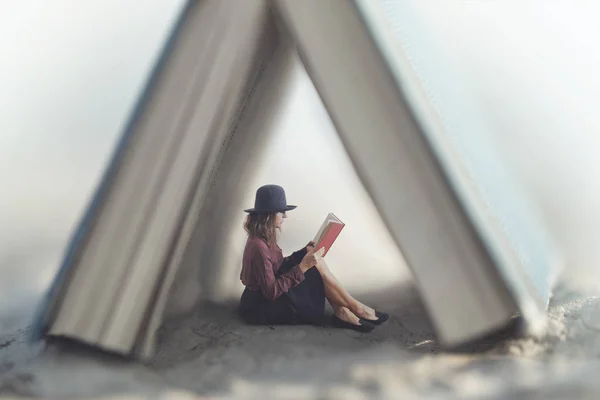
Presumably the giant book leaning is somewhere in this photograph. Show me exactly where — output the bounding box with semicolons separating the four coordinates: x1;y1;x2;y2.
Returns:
273;0;560;346
33;0;560;358
31;1;278;359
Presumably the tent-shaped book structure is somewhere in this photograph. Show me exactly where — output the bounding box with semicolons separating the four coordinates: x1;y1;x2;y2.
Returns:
32;0;559;359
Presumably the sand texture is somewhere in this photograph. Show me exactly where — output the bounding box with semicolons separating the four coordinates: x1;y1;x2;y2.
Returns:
1;283;600;399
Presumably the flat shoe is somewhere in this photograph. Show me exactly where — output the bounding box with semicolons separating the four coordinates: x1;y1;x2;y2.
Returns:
331;315;374;333
364;311;389;325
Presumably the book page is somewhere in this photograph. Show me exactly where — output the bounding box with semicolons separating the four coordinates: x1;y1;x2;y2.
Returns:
315;213;337;242
327;213;340;225
315;223;332;246
313;216;330;244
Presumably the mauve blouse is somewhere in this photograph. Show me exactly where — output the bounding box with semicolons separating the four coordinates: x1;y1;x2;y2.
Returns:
240;237;307;301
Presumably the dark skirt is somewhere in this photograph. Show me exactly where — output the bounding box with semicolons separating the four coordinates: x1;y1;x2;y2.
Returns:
239;266;326;326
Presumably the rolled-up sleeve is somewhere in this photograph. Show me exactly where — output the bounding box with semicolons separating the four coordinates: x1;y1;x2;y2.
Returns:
252;246;305;301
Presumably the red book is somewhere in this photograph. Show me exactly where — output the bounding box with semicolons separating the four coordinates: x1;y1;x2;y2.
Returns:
313;213;345;256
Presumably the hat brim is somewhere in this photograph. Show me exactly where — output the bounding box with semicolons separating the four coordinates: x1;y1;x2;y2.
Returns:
244;205;297;214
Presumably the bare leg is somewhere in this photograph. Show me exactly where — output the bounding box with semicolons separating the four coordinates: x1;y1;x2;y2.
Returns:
315;258;377;320
330;302;361;325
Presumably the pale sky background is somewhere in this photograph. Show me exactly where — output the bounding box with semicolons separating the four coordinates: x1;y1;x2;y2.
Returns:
1;1;600;332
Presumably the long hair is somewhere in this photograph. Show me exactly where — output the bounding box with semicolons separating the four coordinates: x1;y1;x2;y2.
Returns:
244;213;278;248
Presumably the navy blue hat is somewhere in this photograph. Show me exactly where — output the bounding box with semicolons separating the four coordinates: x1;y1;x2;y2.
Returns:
244;184;297;214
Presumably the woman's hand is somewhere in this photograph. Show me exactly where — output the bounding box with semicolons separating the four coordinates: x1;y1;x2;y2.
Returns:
299;246;324;273
306;240;315;252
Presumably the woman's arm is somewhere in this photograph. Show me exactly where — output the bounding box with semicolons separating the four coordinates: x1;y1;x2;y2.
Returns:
252;246;305;301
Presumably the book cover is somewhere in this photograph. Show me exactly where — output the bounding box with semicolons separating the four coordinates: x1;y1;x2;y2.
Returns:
376;0;560;311
314;213;345;256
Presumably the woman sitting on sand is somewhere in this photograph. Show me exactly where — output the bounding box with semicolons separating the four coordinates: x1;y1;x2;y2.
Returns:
239;184;388;332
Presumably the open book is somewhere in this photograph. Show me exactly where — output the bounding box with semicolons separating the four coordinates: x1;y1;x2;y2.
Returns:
313;213;345;256
31;0;560;360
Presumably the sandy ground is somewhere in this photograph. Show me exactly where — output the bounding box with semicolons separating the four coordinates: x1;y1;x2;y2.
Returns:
1;282;600;399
